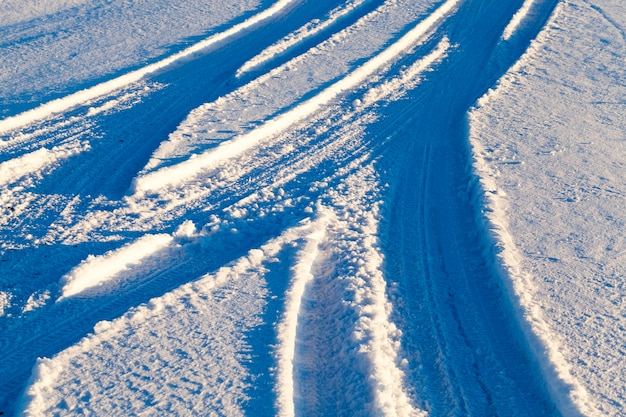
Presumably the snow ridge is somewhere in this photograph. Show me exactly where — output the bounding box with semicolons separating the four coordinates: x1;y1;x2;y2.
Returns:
3;0;608;413
470;95;595;417
469;121;595;417
0;142;88;187
20;244;273;416
275;208;331;417
236;0;371;77
58;233;174;300
502;0;538;40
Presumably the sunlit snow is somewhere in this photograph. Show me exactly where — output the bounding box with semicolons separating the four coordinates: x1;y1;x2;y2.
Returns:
1;0;624;416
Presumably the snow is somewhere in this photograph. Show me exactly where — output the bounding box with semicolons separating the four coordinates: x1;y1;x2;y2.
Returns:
0;0;89;27
0;142;89;187
0;0;265;117
58;233;175;300
236;0;372;77
275;209;330;417
469;0;626;414
0;0;296;134
0;291;11;317
132;0;457;196
0;0;624;415
20;247;272;416
502;0;538;41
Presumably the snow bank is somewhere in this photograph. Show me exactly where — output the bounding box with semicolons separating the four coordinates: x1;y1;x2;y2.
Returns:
324;168;421;417
468;132;592;416
468;0;626;414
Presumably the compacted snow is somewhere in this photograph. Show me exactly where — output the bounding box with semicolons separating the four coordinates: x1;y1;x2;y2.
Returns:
0;0;624;415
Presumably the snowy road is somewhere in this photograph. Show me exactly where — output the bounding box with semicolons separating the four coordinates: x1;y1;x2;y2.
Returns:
0;0;621;415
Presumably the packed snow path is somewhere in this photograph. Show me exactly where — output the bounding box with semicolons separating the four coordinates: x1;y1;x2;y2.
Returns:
0;0;606;415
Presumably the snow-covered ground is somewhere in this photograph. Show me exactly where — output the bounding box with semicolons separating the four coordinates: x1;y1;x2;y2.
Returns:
0;0;624;415
470;0;626;414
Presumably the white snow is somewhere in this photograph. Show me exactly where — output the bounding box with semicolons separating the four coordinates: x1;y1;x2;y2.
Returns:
470;0;626;414
0;291;11;317
20;247;272;416
236;0;371;77
22;290;51;313
0;0;88;26
0;142;89;187
1;0;624;415
501;0;537;41
0;0;264;118
132;0;459;196
0;0;296;135
59;233;174;299
275;209;330;417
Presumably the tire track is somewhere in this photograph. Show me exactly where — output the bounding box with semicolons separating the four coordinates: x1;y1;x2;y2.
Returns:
0;0;302;136
378;0;569;414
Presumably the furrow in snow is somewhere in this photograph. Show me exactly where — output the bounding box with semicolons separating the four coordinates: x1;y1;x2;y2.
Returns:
140;0;444;175
236;0;372;77
0;81;160;156
468;131;593;416
57;37;449;246
18;213;332;416
469;4;601;411
131;0;459;196
0;0;298;136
